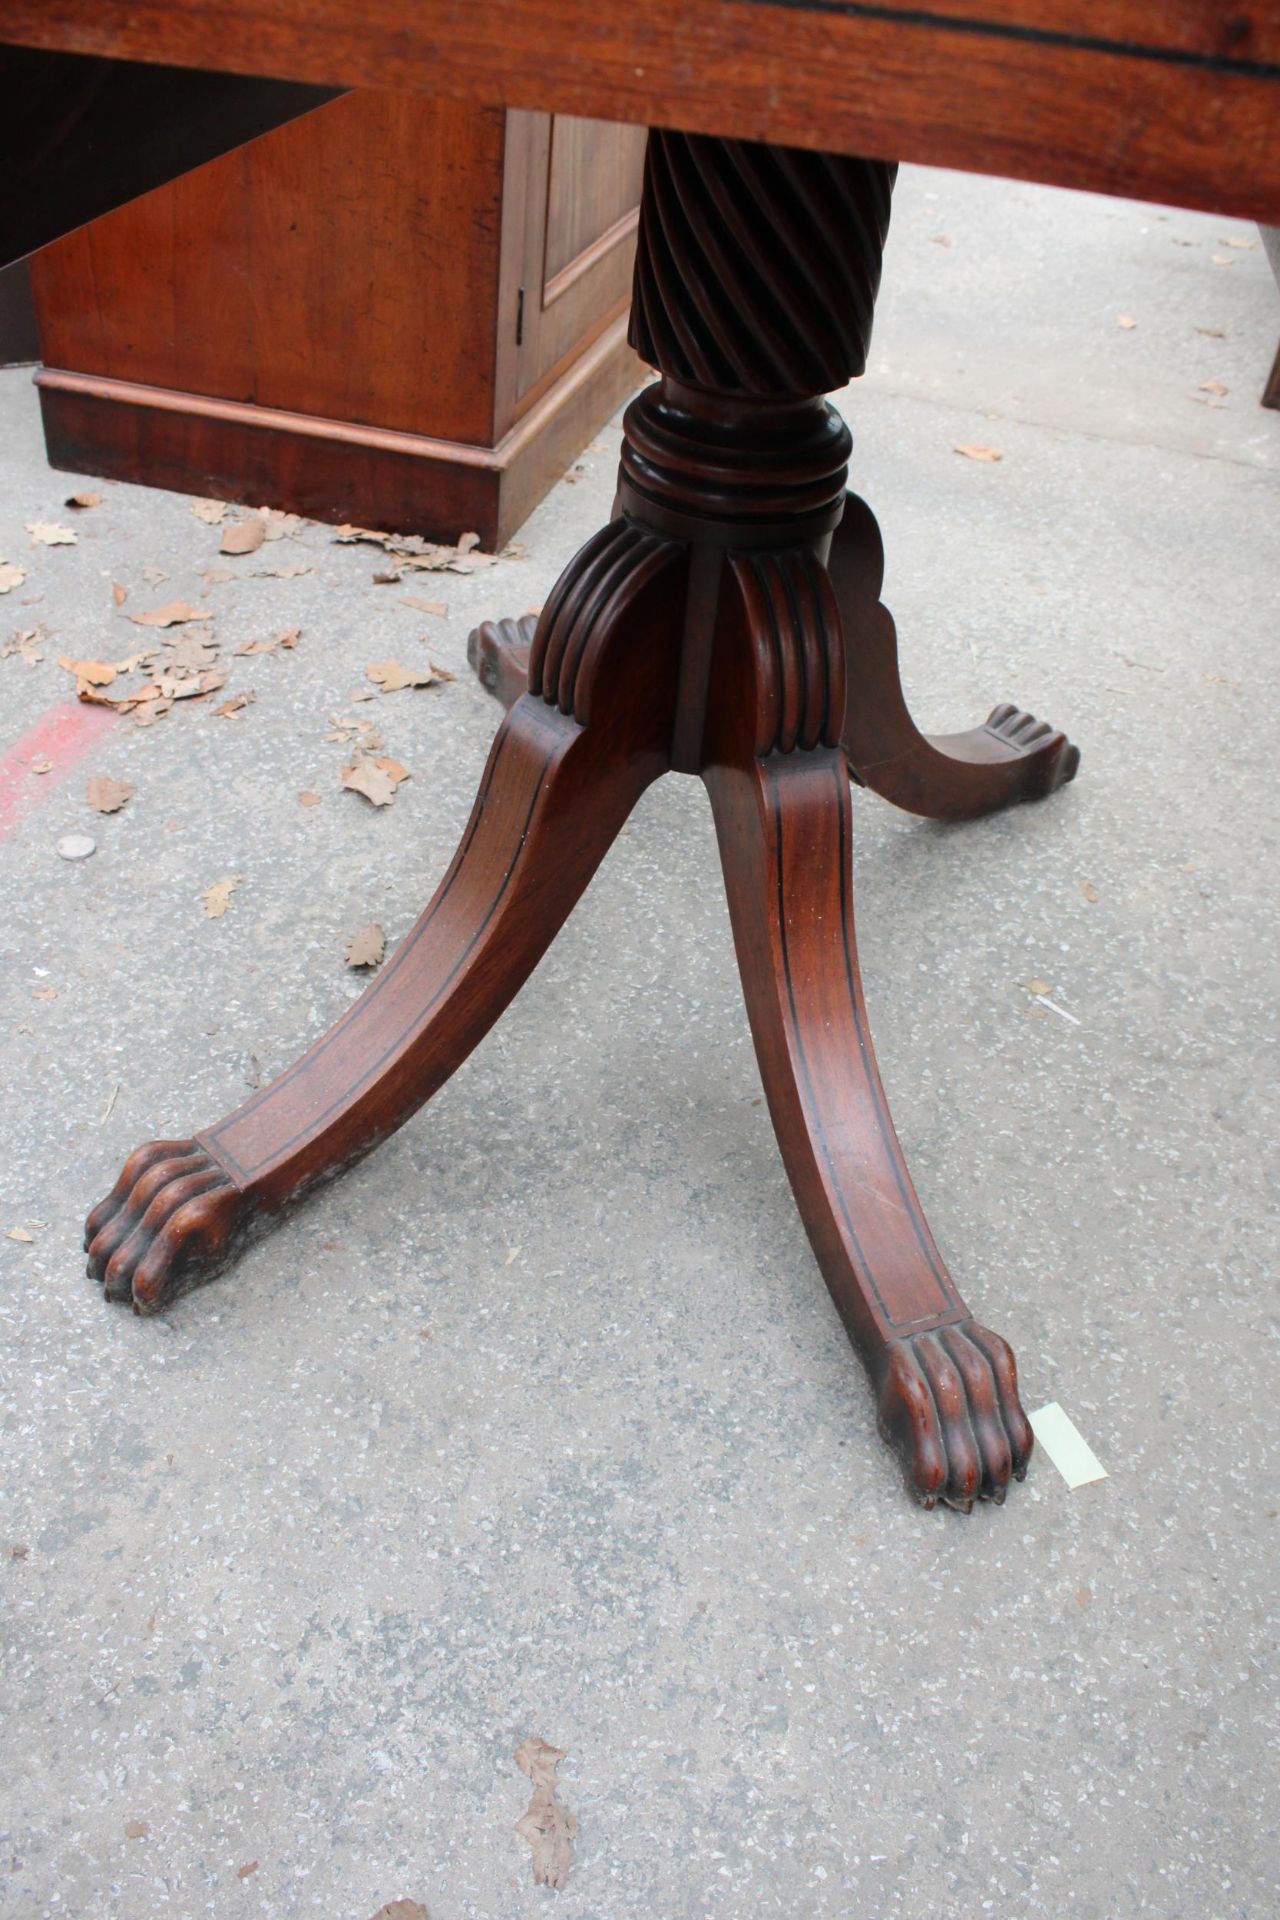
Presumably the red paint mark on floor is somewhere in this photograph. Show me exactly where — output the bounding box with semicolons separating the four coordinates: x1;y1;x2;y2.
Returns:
0;699;117;839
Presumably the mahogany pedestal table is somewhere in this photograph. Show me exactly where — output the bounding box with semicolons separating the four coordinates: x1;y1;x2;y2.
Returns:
85;132;1081;1512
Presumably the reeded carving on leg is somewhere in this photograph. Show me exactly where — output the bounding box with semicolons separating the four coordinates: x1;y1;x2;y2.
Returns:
876;1322;1034;1511
528;518;682;723
84;1139;246;1313
729;546;846;755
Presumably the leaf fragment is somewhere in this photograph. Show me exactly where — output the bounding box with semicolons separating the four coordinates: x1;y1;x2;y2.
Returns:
367;1904;429;1920
7;1227;34;1243
1116;314;1136;329
398;596;448;617
515;1738;577;1890
0;561;27;593
298;790;322;807
2;627;44;666
213;692;255;719
26;520;77;545
220;518;267;555
87;777;135;814
203;875;242;919
341;756;411;807
953;443;1003;463
1022;978;1052;996
123;1821;150;1841
112;582;128;606
190;498;229;523
58;655;118;689
1079;881;1099;904
65;491;102;509
345;923;386;969
129;601;208;629
366;660;440;693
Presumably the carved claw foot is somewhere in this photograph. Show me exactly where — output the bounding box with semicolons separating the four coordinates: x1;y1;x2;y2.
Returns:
466;614;535;709
84;1139;247;1313
875;1321;1034;1511
982;703;1080;798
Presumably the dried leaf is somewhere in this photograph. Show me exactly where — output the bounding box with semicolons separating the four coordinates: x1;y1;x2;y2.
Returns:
1209;253;1235;266
456;530;481;554
168;632;220;672
213;692;255;719
516;1739;565;1791
515;1739;577;1890
366;660;439;694
256;558;312;579
1220;236;1256;250
278;627;300;649
345;923;386;969
87;777;135;814
129;601;208;629
220;519;267;555
398;596;448;617
1116;314;1136;329
203;875;242;918
199;567;235;584
1079;881;1099;904
367;1904;429;1920
26;520;77;545
7;1227;34;1243
234;639;277;657
372;569;401;586
1023;978;1052;996
65;490;102;509
341;755;411;807
31;758;52;775
237;1862;259;1880
1199;378;1228;396
298;791;322;807
954;443;1003;463
190;498;229;523
123;1821;149;1840
112;582;128;606
3;628;44;666
0;561;27;594
58;655;117;688
258;508;303;541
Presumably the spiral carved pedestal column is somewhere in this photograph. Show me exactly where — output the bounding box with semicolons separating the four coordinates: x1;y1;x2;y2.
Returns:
87;131;1081;1513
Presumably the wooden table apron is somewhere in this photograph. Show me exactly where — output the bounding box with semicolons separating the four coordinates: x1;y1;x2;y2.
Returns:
24;4;1277;1509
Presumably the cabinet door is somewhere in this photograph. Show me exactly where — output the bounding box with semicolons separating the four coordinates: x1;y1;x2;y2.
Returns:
499;112;646;428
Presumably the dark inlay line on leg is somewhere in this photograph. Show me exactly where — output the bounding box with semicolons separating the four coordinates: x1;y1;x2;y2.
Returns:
832;759;961;1325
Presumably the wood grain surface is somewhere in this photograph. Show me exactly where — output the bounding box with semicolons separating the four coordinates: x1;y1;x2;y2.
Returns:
2;0;1277;220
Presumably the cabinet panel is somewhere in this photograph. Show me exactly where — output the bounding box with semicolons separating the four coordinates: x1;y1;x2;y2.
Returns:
506;114;646;421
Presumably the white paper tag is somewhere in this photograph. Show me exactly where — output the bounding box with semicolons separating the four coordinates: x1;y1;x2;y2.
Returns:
1028;1402;1108;1490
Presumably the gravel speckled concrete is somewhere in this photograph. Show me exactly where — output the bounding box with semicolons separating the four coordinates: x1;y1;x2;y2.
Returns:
2;167;1277;1919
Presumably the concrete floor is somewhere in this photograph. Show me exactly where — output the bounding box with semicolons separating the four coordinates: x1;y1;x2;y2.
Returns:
1;167;1277;1920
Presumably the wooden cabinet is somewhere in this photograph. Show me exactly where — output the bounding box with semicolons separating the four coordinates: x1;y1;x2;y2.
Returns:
28;93;647;548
